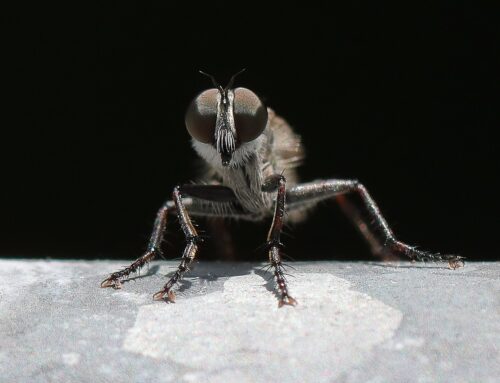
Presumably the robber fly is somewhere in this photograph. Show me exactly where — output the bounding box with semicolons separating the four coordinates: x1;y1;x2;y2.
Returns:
101;69;464;307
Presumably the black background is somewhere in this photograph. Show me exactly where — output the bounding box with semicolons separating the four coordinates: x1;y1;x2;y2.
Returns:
3;2;498;261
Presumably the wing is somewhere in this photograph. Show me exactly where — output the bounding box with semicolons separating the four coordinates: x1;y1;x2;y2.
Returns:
264;108;305;185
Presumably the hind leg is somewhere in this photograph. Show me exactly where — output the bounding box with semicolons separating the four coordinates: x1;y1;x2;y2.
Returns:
286;179;464;269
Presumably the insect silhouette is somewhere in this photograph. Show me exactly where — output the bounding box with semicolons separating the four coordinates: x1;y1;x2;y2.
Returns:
101;69;464;307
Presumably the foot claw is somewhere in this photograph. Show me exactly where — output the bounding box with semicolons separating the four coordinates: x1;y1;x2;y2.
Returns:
153;289;176;303
448;257;465;270
388;241;465;269
100;277;122;289
278;295;297;307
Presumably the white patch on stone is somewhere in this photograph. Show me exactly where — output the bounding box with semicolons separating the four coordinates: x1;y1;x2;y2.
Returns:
114;291;150;304
385;336;425;351
123;273;402;382
62;352;80;366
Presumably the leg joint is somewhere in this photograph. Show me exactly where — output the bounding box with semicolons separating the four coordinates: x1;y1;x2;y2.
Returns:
173;185;182;196
186;234;203;244
350;178;361;188
266;239;284;250
262;174;287;192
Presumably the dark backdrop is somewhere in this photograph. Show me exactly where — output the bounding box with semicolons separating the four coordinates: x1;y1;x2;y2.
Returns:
3;2;498;261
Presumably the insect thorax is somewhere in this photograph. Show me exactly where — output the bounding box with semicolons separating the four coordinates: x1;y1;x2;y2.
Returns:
192;108;305;217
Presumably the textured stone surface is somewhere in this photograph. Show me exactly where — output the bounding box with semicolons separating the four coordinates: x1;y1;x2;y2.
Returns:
0;260;498;382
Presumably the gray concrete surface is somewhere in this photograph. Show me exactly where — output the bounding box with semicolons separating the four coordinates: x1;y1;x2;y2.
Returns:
0;259;498;383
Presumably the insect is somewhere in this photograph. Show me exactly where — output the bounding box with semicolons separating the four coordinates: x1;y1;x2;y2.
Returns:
101;69;464;307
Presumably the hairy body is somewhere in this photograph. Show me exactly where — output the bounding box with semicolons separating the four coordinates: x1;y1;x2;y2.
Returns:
190;108;304;221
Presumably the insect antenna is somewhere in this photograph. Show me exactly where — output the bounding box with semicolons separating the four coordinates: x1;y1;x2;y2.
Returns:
199;68;247;92
225;68;246;90
199;70;224;93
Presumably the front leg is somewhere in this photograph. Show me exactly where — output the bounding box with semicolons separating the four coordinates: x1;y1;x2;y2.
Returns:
101;201;173;288
101;184;247;295
152;186;203;303
263;175;297;307
287;179;464;269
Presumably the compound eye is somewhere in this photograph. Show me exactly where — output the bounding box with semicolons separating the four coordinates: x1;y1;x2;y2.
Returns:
233;87;268;143
185;89;218;143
